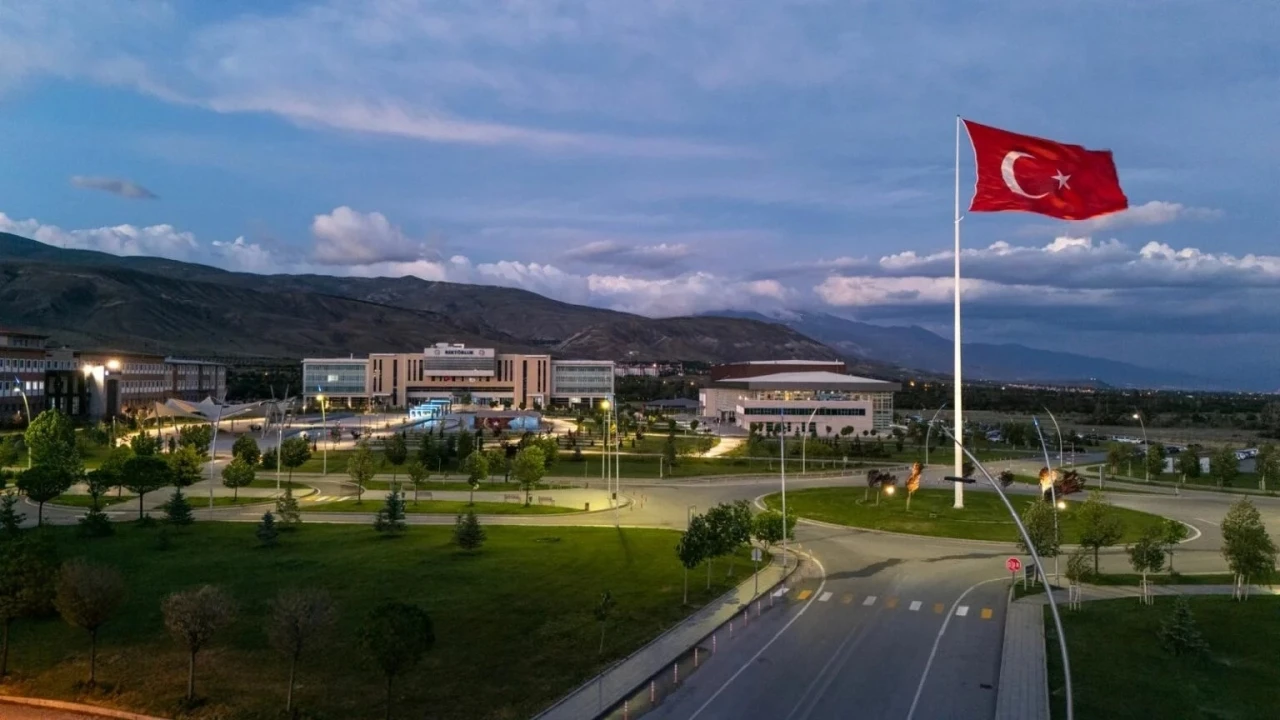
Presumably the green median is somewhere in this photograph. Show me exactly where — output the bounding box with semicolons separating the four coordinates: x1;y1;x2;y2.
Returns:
308;498;582;515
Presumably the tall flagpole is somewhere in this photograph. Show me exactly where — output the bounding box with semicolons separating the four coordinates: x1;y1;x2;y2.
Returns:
953;115;965;509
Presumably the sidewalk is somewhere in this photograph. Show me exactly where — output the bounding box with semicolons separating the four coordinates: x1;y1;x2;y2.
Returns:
995;582;1280;720
533;555;797;720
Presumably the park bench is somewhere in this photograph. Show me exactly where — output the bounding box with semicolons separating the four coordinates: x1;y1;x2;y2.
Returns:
537;496;554;506
421;491;433;501
503;493;521;504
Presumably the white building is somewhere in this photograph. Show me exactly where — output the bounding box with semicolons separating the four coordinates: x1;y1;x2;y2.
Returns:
549;360;615;407
701;361;899;435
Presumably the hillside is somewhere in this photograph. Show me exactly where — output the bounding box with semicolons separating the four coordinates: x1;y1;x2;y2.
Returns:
0;233;842;363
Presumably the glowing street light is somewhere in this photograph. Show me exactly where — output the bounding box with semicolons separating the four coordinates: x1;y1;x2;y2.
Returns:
106;359;121;371
884;484;896;496
316;392;328;475
1132;411;1149;482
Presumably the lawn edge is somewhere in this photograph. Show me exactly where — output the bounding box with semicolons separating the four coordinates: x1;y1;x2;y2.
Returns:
0;694;169;720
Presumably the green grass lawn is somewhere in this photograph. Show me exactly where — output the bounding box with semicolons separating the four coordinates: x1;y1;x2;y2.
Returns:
309;498;582;515
245;479;310;490
3;523;752;720
1013;573;1238;599
1046;596;1280;720
49;493;133;509
763;487;1167;543
362;479;566;492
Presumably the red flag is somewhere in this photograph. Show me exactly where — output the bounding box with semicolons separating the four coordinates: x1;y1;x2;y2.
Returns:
964;120;1128;220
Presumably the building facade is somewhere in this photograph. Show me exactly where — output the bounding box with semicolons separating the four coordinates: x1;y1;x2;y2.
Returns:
0;330;51;423
701;361;899;435
549;360;615;407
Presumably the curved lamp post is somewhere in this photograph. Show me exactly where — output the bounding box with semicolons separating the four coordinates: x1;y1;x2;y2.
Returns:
800;407;819;474
923;402;948;467
1043;405;1064;468
1132;411;1149;482
13;376;31;469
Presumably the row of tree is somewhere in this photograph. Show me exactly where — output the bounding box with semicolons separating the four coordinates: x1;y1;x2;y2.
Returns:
675;502;796;605
1105;441;1280;488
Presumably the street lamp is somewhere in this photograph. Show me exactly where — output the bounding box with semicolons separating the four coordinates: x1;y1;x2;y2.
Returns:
1132;411;1149;482
779;408;788;569
1043;406;1064;468
600;398;611;505
1033;416;1061;582
207;402;226;514
12;376;31;468
924;402;948;467
800;407;819;475
316;392;328;475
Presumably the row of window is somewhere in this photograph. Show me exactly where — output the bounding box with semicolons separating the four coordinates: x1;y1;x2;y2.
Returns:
0;380;44;395
741;407;868;416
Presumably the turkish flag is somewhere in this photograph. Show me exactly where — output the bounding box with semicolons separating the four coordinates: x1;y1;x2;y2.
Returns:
964;120;1128;220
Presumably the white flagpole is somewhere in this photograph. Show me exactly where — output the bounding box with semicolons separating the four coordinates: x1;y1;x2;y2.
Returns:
953;115;965;509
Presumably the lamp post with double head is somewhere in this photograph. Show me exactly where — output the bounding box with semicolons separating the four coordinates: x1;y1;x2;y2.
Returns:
924;402;948;468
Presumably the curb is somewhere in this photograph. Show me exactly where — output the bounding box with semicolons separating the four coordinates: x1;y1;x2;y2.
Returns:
299;496;630;519
0;695;170;720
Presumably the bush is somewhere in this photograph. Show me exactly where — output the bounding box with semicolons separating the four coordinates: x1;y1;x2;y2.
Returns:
1159;596;1208;656
275;488;301;530
256;511;279;547
77;508;115;538
373;491;407;536
453;511;486;551
163;488;195;527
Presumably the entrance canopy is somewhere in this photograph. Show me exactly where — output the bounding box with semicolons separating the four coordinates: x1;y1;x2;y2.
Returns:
150;397;288;422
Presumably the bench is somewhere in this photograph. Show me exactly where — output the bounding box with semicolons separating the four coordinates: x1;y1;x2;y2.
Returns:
421;491;433;501
537;496;555;506
503;493;522;504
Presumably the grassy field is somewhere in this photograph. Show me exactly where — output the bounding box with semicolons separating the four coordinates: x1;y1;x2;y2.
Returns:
309;498;582;515
1046;596;1280;720
361;479;566;492
49;493;134;509
763;487;1166;543
1013;573;1237;599
2;523;755;720
245;479;310;490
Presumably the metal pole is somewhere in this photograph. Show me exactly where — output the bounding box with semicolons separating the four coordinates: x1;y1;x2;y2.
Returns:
801;407;818;475
276;422;282;493
1043;406;1064;468
14;377;31;469
939;425;1074;720
924;402;948;468
1134;411;1149;482
319;395;327;475
780;408;787;569
208;404;224;513
952;114;965;509
1033;417;1061;583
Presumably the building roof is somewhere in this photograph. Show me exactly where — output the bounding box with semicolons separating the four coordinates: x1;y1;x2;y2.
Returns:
735;360;844;366
643;398;700;408
715;370;900;392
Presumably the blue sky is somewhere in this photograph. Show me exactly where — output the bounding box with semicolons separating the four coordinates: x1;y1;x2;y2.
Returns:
2;1;1278;385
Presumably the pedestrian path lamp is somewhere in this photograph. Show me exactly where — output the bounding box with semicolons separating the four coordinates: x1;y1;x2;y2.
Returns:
942;425;1074;720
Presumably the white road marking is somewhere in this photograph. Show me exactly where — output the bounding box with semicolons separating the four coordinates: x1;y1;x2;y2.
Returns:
687;553;828;720
818;591;833;602
909;600;922;612
1194;517;1218;528
906;577;1007;720
863;595;877;606
772;586;789;598
955;606;969;617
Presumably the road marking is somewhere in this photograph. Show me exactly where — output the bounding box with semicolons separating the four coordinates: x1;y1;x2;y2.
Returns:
686;553;828;720
863;595;877;606
933;603;944;614
981;608;993;620
886;597;899;609
796;590;812;601
818;591;833;602
909;600;922;612
906;577;1007;720
1194;517;1219;528
841;594;854;604
956;606;969;617
772;586;789;598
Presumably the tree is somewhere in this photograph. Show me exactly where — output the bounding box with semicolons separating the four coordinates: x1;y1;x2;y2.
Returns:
257;511;279;547
178;424;213;455
484;448;507;484
703;504;739;587
260;446;278;471
1220;498;1277;600
1256;443;1280;490
752;509;796;552
511;445;546;506
54;560;125;685
461;451;489;505
347;440;377;504
130;433;159;456
535;436;560;473
278;437;312;482
24;409;78;470
720;500;754;576
382;433;408;488
373;490;407;536
84;468;116;512
1077;490;1125;574
275;488;302;530
231;434;261;467
1106;443;1132;476
0;493;25;538
1176;446;1201;479
220;456;256;500
167;445;205;488
594;590;614;655
360;602;434;720
266;588;336;716
163;487;195;527
1145;442;1167;480
405;460;429;505
162;585;237;701
663;432;678;470
457;429;475;462
0;532;59;677
1015;499;1060;579
1064;547;1093;598
676;515;710;605
1159;596;1208;656
1209;445;1239;488
453;510;486;551
1127;526;1166;605
1162;518;1190;573
0;436;19;469
17;464;74;526
417;432;439;471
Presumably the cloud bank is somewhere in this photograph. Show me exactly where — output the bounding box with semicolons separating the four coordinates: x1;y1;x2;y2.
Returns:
70;175;158;199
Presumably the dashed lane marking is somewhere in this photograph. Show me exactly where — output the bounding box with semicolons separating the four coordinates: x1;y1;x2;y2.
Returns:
863;595;877;606
886;597;899;609
933;603;944;614
981;608;993;620
796;590;813;601
772;586;789;598
841;594;855;604
956;606;970;617
909;600;922;612
818;591;833;602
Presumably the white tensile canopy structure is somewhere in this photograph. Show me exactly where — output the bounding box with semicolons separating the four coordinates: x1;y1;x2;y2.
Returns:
149;397;289;423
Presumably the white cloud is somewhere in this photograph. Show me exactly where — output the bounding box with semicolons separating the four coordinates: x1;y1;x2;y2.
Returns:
1085;200;1222;230
563;240;692;269
310;206;429;265
0;211;197;259
70;175;158;199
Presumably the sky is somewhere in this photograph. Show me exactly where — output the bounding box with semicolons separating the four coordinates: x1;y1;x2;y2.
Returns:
1;1;1278;385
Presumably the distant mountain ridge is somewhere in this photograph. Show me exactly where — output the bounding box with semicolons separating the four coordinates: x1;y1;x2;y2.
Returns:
706;310;1223;390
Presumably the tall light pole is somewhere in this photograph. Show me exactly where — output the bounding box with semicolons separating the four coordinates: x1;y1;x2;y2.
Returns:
1043;405;1064;468
779;408;788;569
316;391;328;475
1033;416;1061;583
13;376;31;469
924;401;948;468
600;397;611;502
1133;411;1149;482
206;403;225;514
800;407;819;474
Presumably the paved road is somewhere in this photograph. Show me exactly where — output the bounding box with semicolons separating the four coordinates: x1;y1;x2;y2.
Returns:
0;705;130;720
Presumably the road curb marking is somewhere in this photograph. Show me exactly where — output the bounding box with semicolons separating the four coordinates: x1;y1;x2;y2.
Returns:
818;591;833;602
796;590;813;601
981;608;993;620
909;600;922;612
863;595;877;606
956;605;969;617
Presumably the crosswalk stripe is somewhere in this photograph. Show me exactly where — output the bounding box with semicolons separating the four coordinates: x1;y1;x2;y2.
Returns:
956;606;970;617
934;603;944;614
886;597;899;609
841;594;854;604
909;600;922;612
863;595;877;606
981;608;993;620
818;591;833;602
797;590;813;601
772;586;789;598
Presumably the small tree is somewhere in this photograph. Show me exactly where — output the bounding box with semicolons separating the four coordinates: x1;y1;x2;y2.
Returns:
178;424;213;455
1176;447;1201;479
231;435;261;467
1162;518;1190;574
1159;596;1208;656
17;464;75;526
461;451;489;506
752;508;795;552
1016;500;1060;583
1220;497;1278;600
266;587;337;716
1209;446;1239;488
24;409;78;469
360;602;434;720
457;429;475;463
162;585;237;701
1256;443;1280;490
1064;547;1092;610
130;433;159;456
84;468;116;512
54;560;126;685
453;510;486;551
511;445;546;506
405;460;428;504
279;437;312;481
221;456;256;500
167;445;205;488
594;590;614;655
1145;442;1167;480
1127;526;1166;605
122;454;173;520
347;440;377;504
257;511;279;547
373;490;407;536
0;493;26;538
275;488;302;530
163;487;195;527
676;515;710;605
1077;490;1125;574
663;432;678;470
0;533;60;677
382;433;408;488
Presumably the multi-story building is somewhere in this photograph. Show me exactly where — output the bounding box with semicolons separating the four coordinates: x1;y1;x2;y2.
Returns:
700;360;900;435
166;358;227;403
549;360;615;407
0;330;51;423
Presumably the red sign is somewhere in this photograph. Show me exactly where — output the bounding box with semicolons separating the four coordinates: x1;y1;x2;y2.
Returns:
1006;557;1022;573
